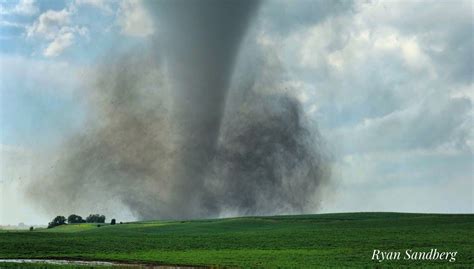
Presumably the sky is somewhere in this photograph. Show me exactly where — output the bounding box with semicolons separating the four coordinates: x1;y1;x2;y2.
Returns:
0;0;473;225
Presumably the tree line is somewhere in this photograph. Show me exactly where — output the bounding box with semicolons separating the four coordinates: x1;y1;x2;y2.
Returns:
48;214;116;228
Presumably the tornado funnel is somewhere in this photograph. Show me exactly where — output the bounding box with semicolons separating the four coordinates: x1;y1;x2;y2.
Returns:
148;0;260;217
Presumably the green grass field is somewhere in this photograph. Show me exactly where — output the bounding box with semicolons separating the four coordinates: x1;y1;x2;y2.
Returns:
0;212;473;268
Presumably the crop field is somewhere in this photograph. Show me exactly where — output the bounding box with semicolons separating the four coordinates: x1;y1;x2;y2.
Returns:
0;212;473;268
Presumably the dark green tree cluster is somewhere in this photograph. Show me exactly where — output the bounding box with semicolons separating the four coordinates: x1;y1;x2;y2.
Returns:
47;214;109;228
48;216;66;228
85;214;106;223
67;214;85;224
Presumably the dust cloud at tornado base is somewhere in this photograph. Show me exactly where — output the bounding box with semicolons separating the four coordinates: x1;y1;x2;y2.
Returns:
25;1;331;220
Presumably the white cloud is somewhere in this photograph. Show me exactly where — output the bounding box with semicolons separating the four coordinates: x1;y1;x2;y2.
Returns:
117;0;154;37
330;96;472;154
43;31;75;57
0;20;26;28
450;83;474;101
297;16;350;71
14;0;38;16
18;0;154;57
372;30;432;73
0;0;39;16
26;8;88;57
27;9;71;39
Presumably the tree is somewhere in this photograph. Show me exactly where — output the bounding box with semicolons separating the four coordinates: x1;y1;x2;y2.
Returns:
111;219;116;225
48;216;66;228
67;214;85;224
29;226;34;231
86;214;106;223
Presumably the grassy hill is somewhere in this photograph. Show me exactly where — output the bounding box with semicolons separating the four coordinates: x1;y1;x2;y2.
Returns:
0;212;473;268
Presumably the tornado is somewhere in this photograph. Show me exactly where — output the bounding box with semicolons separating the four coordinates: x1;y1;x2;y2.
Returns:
25;0;331;221
147;0;261;218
